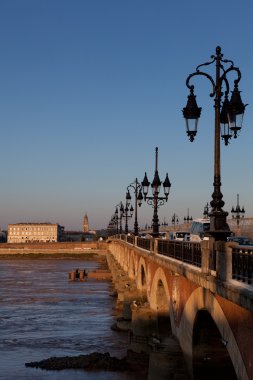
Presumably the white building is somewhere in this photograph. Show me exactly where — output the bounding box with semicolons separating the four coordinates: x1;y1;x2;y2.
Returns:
7;223;64;243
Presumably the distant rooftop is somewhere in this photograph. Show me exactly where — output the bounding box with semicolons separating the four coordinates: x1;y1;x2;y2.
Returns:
9;222;58;225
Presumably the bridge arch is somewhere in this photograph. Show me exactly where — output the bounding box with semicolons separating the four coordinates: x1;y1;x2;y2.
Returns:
149;267;172;337
178;287;248;380
192;309;237;380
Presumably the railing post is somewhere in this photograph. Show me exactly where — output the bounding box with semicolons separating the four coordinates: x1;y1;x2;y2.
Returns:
154;238;158;255
225;244;233;281
200;240;210;274
201;237;216;273
216;241;232;282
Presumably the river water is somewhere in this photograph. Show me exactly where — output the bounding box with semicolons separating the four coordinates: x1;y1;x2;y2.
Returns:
0;258;133;380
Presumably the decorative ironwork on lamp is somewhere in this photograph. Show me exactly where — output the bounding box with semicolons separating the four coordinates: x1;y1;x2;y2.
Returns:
182;46;247;241
141;147;171;237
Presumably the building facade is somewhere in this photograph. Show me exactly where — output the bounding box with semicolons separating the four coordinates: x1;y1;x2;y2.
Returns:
7;223;64;243
64;230;96;242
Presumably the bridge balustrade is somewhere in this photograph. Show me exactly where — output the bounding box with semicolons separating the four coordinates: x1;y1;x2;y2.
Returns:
136;237;153;252
157;240;201;268
127;235;134;245
114;234;126;241
232;247;253;284
110;234;253;287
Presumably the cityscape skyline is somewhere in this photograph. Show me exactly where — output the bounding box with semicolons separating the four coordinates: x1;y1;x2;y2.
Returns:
1;0;253;231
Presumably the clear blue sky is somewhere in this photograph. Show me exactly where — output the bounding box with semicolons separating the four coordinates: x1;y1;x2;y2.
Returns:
0;0;252;231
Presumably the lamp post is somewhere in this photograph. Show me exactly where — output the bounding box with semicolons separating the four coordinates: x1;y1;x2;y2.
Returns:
141;147;171;238
184;208;192;224
231;194;245;227
126;178;143;236
107;214;117;235
114;209;119;234
161;217;168;231
115;202;123;234
120;201;134;234
171;213;179;229
183;46;247;241
203;202;210;219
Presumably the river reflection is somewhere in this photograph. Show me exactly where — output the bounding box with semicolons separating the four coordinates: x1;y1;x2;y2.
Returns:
0;258;132;380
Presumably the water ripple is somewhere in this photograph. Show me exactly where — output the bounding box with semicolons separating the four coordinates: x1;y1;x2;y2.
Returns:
0;258;131;380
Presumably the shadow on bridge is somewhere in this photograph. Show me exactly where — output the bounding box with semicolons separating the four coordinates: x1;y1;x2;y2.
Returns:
193;309;237;380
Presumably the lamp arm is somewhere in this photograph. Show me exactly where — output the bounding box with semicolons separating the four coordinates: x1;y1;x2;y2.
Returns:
220;66;242;88
195;56;216;71
145;197;166;208
127;183;135;193
220;58;234;66
127;180;142;195
157;199;166;207
146;198;154;207
195;52;233;72
186;71;216;97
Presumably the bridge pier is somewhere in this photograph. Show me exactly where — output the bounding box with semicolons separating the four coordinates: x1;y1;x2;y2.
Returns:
107;253;144;330
149;345;189;380
107;251;190;378
129;303;189;378
129;304;157;353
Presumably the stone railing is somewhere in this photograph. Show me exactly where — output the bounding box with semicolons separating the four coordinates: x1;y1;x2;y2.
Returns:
232;246;253;284
110;234;253;286
157;239;201;268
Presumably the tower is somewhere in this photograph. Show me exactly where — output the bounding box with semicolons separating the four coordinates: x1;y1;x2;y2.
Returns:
83;213;89;233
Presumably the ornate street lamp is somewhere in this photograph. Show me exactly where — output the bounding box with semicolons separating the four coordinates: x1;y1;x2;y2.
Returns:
126;178;143;236
114;208;119;234
182;46;247;241
114;202;123;234
120;201;133;234
171;213;179;229
184;208;193;224
203;202;210;219
142;147;171;237
107;214;117;235
231;194;245;227
161;217;168;230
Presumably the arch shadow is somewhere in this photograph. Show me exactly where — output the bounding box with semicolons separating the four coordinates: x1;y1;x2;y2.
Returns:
179;287;248;380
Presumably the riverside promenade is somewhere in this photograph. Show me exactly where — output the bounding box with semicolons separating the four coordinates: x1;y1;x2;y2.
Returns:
0;241;108;255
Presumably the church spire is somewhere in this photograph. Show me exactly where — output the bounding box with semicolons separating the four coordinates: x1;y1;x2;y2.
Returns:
83;213;89;232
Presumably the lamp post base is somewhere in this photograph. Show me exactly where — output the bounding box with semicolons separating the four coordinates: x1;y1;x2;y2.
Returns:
207;212;231;241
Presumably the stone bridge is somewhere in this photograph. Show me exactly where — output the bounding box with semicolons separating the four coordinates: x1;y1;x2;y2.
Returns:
107;236;253;380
